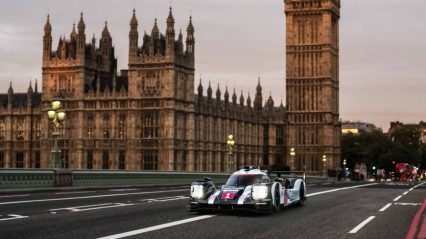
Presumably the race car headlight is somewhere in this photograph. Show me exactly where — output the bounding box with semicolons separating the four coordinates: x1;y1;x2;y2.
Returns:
190;185;204;199
252;185;269;200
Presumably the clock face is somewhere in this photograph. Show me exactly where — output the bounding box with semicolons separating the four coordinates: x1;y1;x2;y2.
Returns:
141;71;160;96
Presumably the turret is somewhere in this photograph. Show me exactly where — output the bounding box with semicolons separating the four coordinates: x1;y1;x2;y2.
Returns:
34;79;38;93
7;82;13;108
77;13;86;62
197;78;203;98
186;16;194;55
207;81;212;100
43;14;52;64
224;86;229;104
216;84;221;103
70;23;77;40
100;21;112;56
266;94;274;110
177;29;184;54
165;7;175;57
246;93;252;108
239;91;244;107
27;81;33;108
129;9;138;61
254;77;263;110
232;89;237;104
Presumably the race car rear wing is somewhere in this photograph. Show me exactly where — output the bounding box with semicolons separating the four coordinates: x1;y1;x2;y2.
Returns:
269;170;306;183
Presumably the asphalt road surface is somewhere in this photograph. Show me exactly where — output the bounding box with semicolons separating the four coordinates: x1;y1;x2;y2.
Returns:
0;181;425;239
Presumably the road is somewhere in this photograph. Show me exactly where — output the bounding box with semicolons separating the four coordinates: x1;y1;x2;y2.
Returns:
0;181;425;239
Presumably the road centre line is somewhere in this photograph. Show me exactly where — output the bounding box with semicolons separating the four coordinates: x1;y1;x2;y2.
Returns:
0;194;29;198
402;191;408;195
0;189;188;206
379;203;392;212
55;191;96;195
306;183;378;197
98;183;379;239
393;196;402;202
0;214;29;221
348;216;375;234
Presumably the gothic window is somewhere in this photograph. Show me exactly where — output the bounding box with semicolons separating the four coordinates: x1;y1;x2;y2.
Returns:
102;150;109;169
142;151;157;170
103;114;110;139
142;71;159;96
87;150;93;169
63;150;69;169
119;150;125;170
16;152;24;168
0;122;5;140
16;123;24;140
59;75;67;92
0;151;4;168
87;114;95;139
35;151;40;168
141;111;158;139
119;115;126;138
35;121;41;139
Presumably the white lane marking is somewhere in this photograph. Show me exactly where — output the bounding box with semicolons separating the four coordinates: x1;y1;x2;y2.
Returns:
348;216;375;234
0;189;187;205
379;203;392;212
393;196;402;202
322;183;331;185
55;191;96;195
307;183;378;197
0;194;30;198
402;191;409;195
140;196;188;203
109;189;139;192
0;214;29;221
307;184;316;186
50;203;134;212
394;202;422;206
97;215;215;239
409;188;413;191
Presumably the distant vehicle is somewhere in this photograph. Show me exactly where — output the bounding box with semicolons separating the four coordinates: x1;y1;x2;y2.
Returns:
189;166;306;213
395;163;417;181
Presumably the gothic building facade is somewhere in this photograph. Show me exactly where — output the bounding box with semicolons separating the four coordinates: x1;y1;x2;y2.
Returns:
0;0;340;172
285;0;341;171
0;8;287;171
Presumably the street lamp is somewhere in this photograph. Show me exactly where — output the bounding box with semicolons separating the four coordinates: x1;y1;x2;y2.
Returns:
322;154;327;174
47;99;66;168
289;148;296;171
226;134;235;172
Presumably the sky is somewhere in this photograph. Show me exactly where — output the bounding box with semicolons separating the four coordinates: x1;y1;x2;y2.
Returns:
0;0;425;131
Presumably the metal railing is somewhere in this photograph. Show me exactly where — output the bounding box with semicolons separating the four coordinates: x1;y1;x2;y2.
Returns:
0;169;230;188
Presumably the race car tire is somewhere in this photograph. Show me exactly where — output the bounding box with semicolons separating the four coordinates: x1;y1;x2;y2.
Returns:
298;183;304;207
273;185;281;212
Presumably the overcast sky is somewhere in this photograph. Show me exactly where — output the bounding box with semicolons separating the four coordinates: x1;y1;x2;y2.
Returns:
0;0;425;130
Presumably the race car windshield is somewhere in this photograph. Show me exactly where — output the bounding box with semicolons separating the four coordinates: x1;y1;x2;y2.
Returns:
225;175;260;187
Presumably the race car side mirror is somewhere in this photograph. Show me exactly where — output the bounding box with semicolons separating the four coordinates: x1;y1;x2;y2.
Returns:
275;178;284;182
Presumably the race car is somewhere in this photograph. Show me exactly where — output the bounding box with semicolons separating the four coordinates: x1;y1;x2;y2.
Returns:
189;166;306;212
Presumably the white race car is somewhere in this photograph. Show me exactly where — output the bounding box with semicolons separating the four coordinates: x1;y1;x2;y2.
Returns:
189;166;307;212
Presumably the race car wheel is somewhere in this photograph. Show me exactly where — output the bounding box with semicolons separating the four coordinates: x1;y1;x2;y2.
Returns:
298;183;304;207
273;185;281;212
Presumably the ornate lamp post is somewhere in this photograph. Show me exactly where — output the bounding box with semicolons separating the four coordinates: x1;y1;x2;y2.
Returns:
322;154;327;174
47;99;66;168
226;134;235;172
289;148;296;171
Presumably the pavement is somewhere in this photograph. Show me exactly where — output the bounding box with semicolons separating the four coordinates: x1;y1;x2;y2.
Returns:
0;181;424;239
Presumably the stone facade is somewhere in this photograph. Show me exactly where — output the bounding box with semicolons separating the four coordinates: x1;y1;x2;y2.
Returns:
0;8;287;171
0;1;341;172
284;0;341;171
